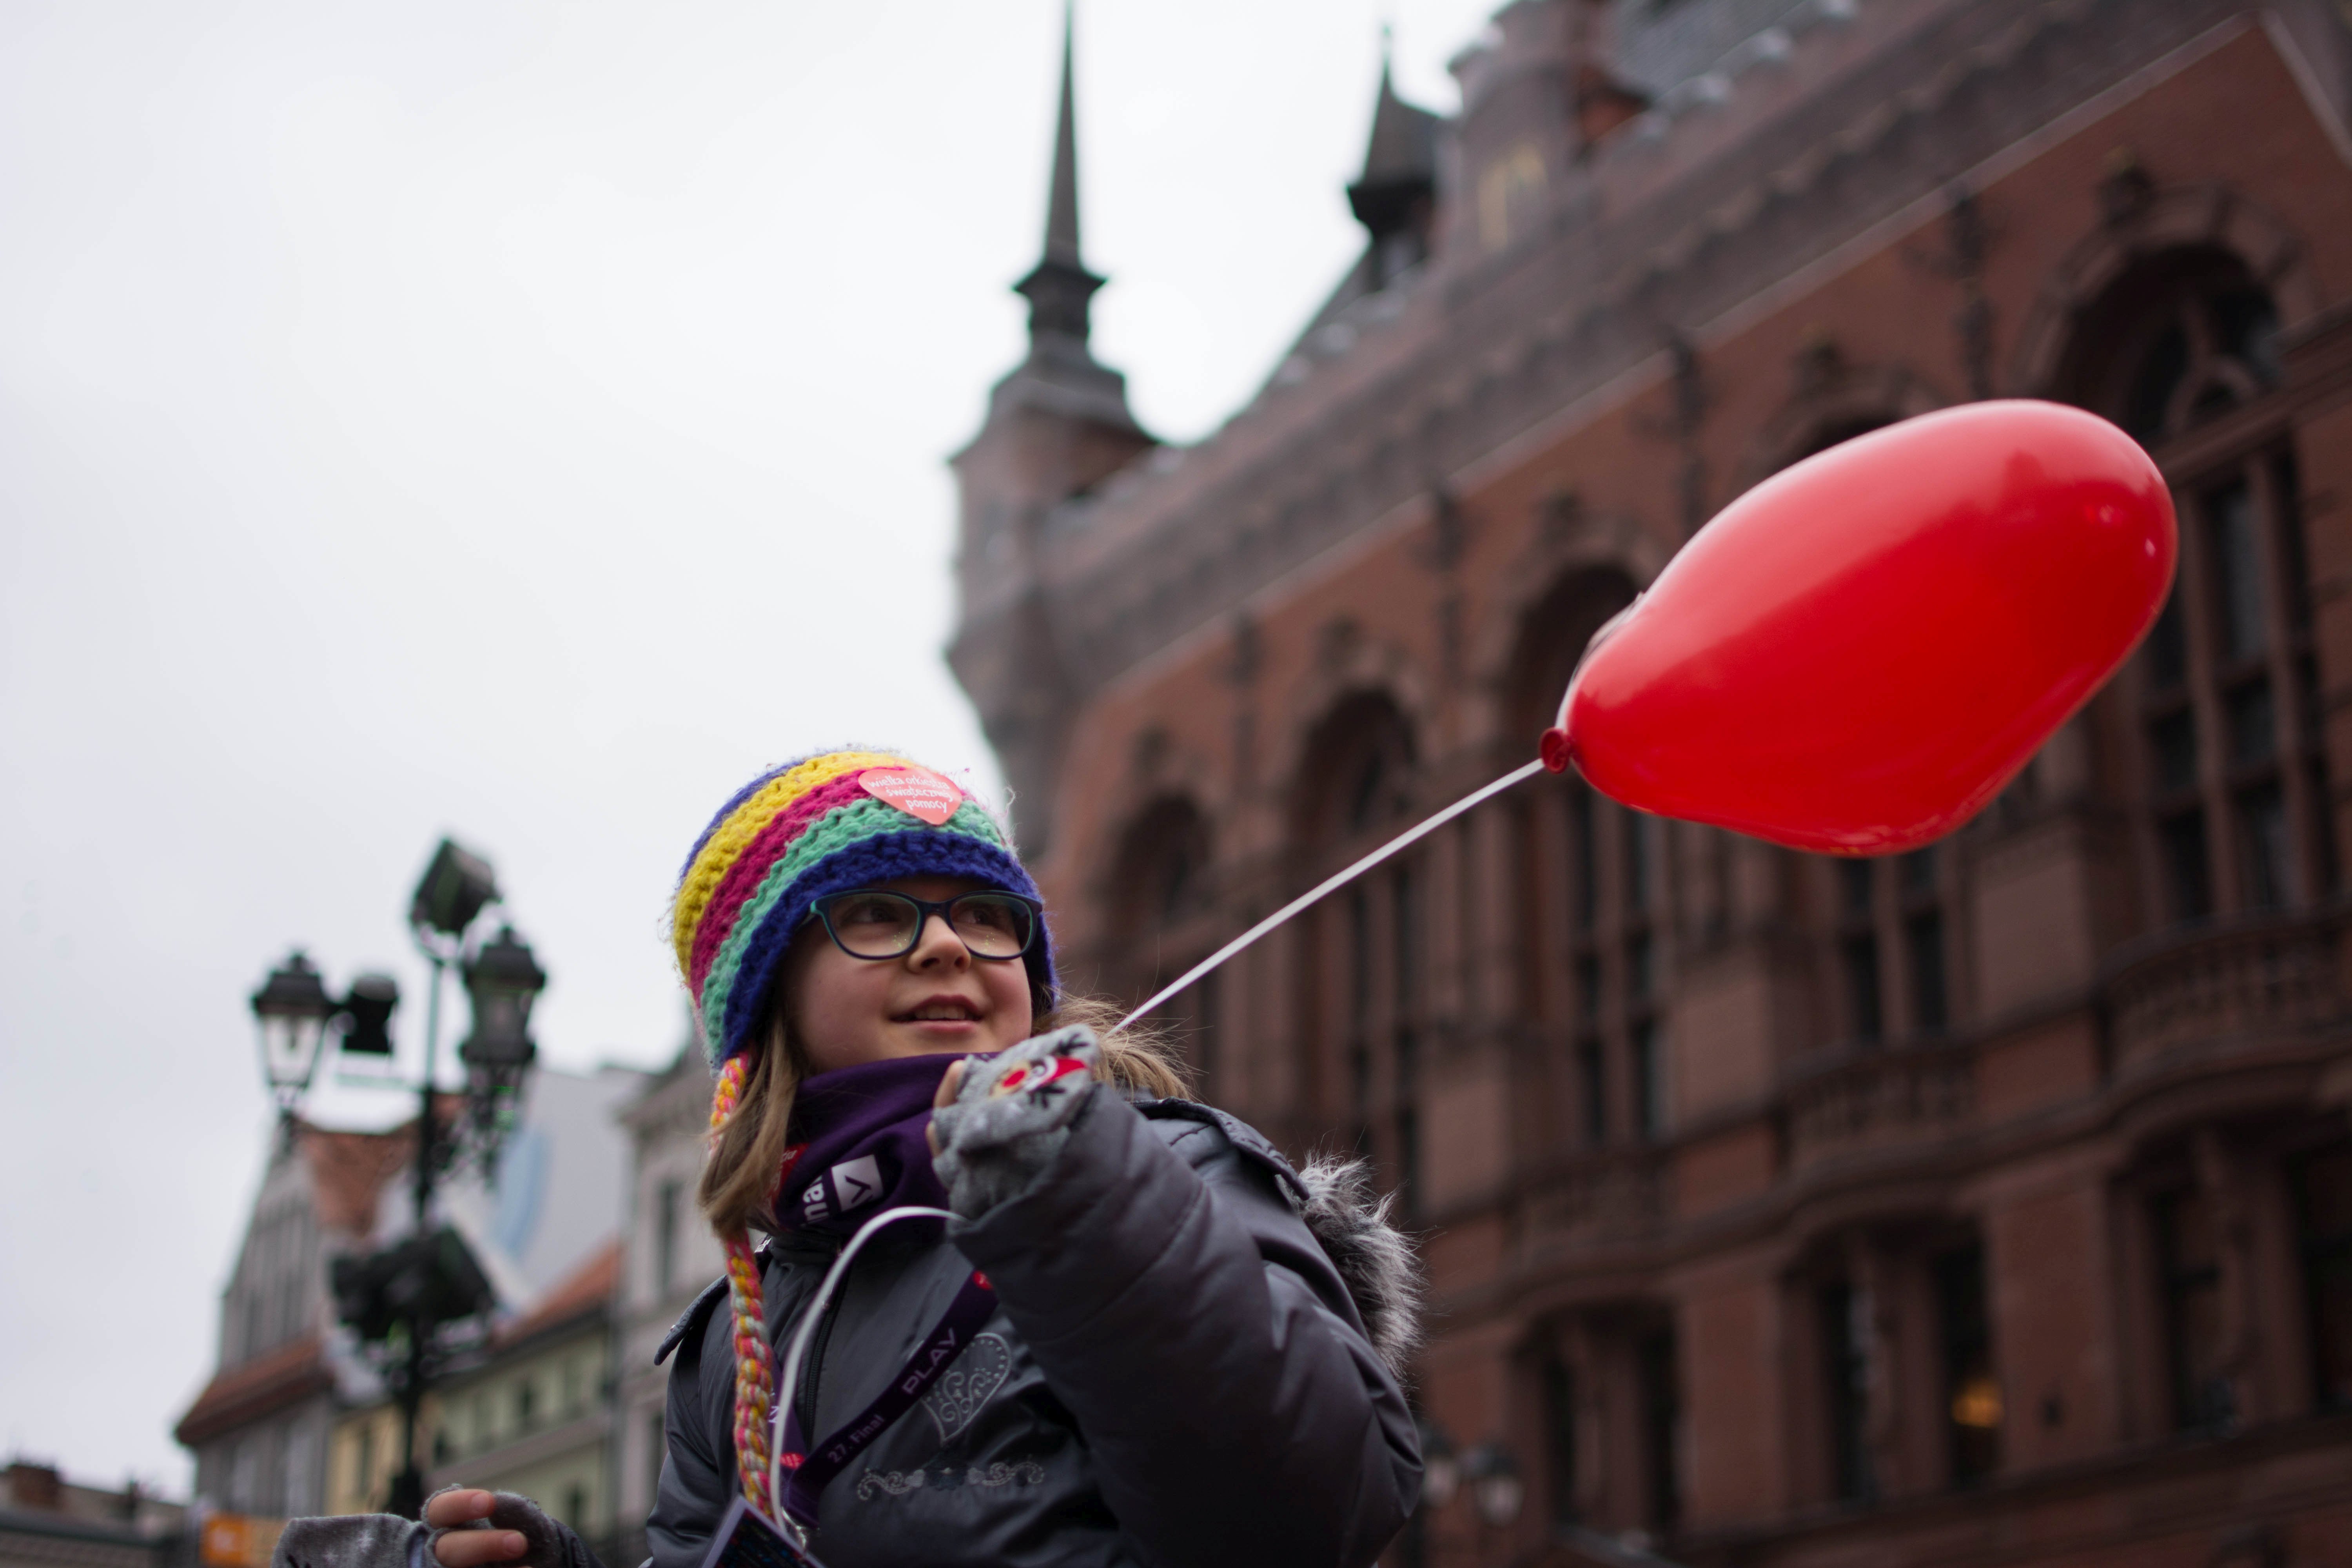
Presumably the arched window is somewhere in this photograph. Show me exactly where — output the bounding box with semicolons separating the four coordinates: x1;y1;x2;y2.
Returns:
1508;568;1676;1145
1109;796;1212;938
1106;795;1217;1085
2061;247;2282;447
2064;249;2327;923
1293;693;1422;1205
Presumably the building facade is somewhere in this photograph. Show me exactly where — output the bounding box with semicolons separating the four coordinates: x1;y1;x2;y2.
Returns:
951;2;2352;1564
174;1123;414;1522
324;1242;621;1535
610;1048;730;1568
0;1462;187;1568
177;1066;644;1523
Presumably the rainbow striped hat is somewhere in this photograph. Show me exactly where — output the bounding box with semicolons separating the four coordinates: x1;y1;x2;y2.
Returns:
671;748;1053;1065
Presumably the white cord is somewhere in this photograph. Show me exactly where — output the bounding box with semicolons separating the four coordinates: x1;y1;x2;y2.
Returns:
767;1204;954;1537
1111;758;1547;1033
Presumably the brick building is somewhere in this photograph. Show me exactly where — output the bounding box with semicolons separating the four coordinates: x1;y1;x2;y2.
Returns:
950;2;2352;1564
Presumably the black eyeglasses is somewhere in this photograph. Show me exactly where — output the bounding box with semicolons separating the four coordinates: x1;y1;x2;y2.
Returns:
810;889;1042;962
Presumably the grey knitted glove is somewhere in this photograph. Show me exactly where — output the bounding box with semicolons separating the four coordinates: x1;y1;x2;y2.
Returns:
428;1491;603;1568
272;1513;427;1568
931;1025;1101;1219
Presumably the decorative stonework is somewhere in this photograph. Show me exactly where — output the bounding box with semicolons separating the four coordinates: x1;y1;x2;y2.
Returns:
2105;911;2351;1083
2007;180;2321;394
1786;1042;1976;1166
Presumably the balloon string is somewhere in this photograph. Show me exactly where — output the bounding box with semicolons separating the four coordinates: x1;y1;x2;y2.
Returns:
1110;757;1549;1034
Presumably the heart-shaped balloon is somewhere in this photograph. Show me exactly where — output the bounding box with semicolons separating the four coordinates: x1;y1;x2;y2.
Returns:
1541;400;2176;854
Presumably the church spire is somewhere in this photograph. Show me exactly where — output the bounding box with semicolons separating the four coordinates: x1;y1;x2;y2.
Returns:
1043;3;1082;267
1016;0;1104;345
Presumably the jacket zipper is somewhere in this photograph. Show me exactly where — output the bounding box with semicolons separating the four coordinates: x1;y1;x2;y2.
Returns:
786;1238;848;1443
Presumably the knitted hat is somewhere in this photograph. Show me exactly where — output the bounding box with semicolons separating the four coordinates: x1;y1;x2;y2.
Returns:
670;747;1053;1066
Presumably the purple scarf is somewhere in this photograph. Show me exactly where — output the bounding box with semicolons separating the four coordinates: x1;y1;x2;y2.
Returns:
771;1053;967;1235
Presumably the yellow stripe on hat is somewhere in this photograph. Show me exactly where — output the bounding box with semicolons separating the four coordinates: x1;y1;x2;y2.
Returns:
670;750;905;973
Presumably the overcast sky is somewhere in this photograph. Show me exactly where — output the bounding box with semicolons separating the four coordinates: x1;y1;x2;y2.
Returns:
0;0;1503;1495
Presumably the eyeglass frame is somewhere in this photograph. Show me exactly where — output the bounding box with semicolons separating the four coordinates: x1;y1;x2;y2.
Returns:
808;888;1045;962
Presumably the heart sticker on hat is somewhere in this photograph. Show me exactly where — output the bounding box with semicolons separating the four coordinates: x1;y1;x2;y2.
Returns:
860;766;964;826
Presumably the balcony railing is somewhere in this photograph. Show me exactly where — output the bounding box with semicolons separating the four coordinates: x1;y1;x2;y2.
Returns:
1516;1145;1670;1256
1784;1038;1976;1169
2103;907;2351;1083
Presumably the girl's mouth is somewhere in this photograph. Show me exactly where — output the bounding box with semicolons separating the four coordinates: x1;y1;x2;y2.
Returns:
897;998;982;1024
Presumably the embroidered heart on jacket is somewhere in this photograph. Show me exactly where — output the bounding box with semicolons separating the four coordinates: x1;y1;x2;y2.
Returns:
923;1332;1011;1445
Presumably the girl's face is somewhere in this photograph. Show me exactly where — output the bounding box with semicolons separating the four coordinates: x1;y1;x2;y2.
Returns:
780;874;1037;1076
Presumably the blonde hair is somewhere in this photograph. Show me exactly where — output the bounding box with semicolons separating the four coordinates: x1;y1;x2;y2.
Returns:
699;992;1190;1239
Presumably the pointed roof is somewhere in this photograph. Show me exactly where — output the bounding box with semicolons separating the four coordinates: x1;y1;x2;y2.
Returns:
1361;34;1438;187
1043;3;1082;268
1017;0;1104;347
1348;34;1440;238
983;0;1141;437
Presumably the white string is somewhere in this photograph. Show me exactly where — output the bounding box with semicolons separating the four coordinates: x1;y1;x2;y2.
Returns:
1111;757;1548;1034
767;1204;954;1542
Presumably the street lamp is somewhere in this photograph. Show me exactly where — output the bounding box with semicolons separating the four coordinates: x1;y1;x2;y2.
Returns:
1462;1443;1525;1530
250;952;333;1107
249;835;545;1520
460;927;543;1087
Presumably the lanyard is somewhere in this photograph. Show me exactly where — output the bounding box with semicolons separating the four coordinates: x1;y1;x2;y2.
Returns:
775;1258;1000;1526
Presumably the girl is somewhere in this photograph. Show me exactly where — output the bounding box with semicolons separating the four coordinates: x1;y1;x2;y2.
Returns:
358;748;1423;1568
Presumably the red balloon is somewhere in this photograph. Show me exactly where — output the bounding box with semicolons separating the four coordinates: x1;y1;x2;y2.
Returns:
1540;400;2176;854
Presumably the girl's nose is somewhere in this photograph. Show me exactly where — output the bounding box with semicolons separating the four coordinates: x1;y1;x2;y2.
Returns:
908;912;971;967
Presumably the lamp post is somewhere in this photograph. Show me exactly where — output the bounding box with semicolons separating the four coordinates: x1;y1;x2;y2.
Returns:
247;836;545;1520
1408;1421;1524;1568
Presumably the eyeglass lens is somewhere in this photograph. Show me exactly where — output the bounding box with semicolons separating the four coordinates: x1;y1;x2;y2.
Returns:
824;891;1033;959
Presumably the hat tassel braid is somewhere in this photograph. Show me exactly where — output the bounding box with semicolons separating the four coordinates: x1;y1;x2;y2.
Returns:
709;1050;777;1518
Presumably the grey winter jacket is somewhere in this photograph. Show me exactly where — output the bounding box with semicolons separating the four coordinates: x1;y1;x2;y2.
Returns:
648;1090;1424;1568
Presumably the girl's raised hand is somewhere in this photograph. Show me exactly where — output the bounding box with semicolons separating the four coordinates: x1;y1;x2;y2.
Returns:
425;1490;528;1568
926;1059;971;1157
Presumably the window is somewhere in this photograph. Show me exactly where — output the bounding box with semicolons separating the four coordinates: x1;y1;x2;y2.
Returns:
1901;849;1948;1034
1624;816;1664;1140
1821;1281;1874;1501
355;1425;375;1509
1631;1020;1663;1140
1305;695;1423;1210
1571;789;1598;933
1340;863;1426;1208
1557;787;1668;1141
1636;1326;1681;1530
1393;862;1421;1211
563;1485;586;1528
654;1179;682;1298
1936;1245;2000;1484
1838;860;1881;1045
1543;1354;1579;1527
2155;1185;2231;1431
1111;796;1214;939
1831;853;1954;1043
2076;252;2332;923
517;1375;538;1432
2293;1141;2352;1411
1570;791;1606;1145
1577;1037;1607;1145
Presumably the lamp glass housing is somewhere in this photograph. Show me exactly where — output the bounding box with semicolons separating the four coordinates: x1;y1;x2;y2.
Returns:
459;926;545;1102
1474;1471;1525;1528
252;952;334;1094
